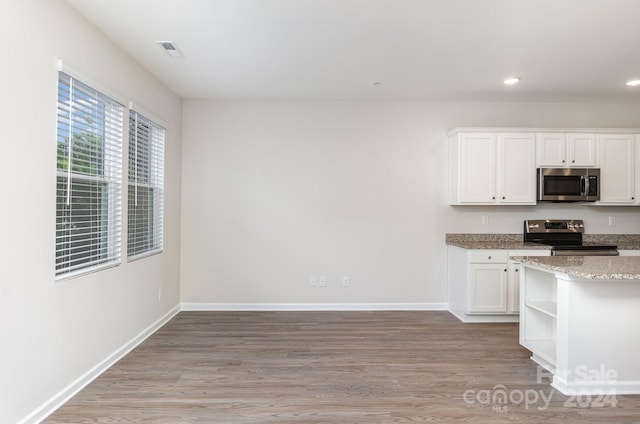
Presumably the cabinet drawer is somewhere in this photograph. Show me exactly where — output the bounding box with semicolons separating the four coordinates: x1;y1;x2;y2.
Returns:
469;250;508;263
509;249;550;261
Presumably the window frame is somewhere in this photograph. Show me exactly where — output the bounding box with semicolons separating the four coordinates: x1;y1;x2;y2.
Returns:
127;110;165;261
55;72;124;280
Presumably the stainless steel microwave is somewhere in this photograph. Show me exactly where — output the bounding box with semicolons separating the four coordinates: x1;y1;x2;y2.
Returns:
537;168;600;202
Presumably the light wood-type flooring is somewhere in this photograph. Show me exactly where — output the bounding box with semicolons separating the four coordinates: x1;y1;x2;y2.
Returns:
45;311;640;423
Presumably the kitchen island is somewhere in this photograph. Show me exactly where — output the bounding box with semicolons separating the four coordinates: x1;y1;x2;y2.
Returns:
517;255;640;395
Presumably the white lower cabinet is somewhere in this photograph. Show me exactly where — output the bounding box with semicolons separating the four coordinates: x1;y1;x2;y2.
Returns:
468;264;508;313
507;261;521;314
520;260;640;394
467;250;509;313
448;246;550;323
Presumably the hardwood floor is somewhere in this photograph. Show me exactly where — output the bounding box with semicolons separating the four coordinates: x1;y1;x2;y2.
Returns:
45;311;640;423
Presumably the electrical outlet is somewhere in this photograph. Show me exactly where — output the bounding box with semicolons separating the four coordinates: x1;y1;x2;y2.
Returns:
309;276;316;287
342;276;350;287
609;216;616;226
158;287;163;300
481;215;489;225
319;276;327;287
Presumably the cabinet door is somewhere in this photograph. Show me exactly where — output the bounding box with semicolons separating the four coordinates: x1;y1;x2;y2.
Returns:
507;263;521;314
567;134;596;167
498;133;536;204
468;264;508;313
536;133;566;167
597;134;636;204
458;133;497;203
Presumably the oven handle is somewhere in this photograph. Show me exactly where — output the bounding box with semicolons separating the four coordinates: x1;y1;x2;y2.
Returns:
552;249;619;256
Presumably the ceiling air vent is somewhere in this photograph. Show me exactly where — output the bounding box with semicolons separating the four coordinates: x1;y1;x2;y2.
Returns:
157;41;185;58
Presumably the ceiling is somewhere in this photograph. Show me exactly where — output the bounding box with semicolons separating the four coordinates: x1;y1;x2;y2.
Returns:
64;0;640;102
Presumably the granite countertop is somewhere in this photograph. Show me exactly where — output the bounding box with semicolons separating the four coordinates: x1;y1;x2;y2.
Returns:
584;235;640;250
516;255;640;280
445;233;551;250
447;240;551;250
446;233;640;250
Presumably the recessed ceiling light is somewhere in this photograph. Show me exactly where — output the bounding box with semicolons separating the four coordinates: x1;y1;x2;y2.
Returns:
626;79;640;87
503;77;521;85
157;41;185;58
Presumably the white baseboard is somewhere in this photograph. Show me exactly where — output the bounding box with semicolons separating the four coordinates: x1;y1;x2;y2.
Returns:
180;302;448;311
19;305;180;424
449;309;519;323
552;376;640;396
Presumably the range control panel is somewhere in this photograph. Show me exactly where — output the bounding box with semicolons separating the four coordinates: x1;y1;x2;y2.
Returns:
524;219;585;233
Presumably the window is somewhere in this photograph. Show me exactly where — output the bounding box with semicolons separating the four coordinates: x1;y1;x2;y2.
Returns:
128;111;164;259
56;72;123;279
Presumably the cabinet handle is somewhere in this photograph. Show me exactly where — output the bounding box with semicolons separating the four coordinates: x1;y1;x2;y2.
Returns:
492;196;496;200
515;269;519;272
488;256;492;259
562;160;565;163
502;196;505;199
504;269;507;272
572;160;575;163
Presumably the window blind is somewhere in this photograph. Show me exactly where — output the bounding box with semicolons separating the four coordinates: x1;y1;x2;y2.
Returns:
56;72;123;279
128;110;164;259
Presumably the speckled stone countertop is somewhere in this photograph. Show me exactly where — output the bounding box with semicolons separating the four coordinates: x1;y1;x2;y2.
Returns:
446;233;640;250
516;256;640;280
584;234;640;250
446;234;551;250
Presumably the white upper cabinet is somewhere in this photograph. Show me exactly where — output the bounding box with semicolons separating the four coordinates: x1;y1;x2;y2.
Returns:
498;133;536;203
536;133;596;167
449;128;640;206
567;134;597;167
597;134;637;204
456;133;496;203
450;131;535;205
536;133;566;166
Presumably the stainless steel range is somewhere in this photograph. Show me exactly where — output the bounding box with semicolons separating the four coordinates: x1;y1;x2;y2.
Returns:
524;219;619;256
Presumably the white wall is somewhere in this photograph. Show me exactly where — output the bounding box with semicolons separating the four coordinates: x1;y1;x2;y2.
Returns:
0;1;182;423
180;100;640;307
